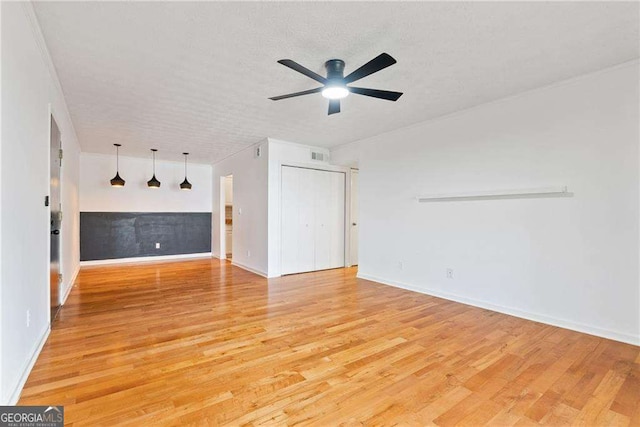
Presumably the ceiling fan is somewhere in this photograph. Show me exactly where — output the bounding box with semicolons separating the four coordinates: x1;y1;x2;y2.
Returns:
269;53;403;115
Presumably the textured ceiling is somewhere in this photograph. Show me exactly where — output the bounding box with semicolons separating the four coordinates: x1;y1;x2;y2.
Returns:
33;2;639;164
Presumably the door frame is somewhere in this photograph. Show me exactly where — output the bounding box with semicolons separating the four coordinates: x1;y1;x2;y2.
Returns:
219;175;233;260
219;176;227;259
349;168;359;267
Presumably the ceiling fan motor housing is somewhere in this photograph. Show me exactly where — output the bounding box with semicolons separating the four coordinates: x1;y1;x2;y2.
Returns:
325;59;346;81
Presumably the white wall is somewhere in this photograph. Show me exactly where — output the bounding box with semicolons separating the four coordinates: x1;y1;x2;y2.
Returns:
0;2;4;397
212;140;269;276
61;129;81;303
80;153;212;212
332;62;640;345
1;2;81;404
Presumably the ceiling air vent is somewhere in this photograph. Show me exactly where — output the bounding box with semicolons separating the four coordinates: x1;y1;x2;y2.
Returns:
311;151;327;162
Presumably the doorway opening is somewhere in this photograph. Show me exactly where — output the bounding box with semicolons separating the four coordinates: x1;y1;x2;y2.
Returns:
50;115;62;321
220;175;233;260
350;168;359;267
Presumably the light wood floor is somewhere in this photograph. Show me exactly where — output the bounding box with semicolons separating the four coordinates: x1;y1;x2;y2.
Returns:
20;259;639;426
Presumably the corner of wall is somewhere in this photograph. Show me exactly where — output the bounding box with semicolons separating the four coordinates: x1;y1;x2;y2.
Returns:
61;264;80;305
211;139;270;277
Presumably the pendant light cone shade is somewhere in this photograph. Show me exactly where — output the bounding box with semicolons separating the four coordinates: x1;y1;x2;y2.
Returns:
110;144;125;187
180;152;192;190
110;172;125;187
147;149;161;188
180;178;192;190
148;174;161;188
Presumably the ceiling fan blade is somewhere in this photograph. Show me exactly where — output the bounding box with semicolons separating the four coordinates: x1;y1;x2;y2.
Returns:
349;87;403;101
328;99;340;115
269;87;323;101
277;59;327;84
343;53;397;84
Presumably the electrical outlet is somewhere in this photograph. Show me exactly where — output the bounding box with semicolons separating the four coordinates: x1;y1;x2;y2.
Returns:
155;242;160;249
398;261;404;270
446;268;454;279
247;250;251;257
26;310;30;327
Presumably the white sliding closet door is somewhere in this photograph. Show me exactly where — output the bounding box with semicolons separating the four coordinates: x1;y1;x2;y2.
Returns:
326;170;345;269
314;169;332;270
281;166;345;275
298;167;316;273
281;166;301;275
281;166;316;274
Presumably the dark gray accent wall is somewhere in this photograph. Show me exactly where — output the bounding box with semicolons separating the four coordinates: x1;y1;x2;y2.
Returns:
80;212;211;261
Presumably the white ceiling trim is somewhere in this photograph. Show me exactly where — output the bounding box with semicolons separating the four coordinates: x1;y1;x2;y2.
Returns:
23;1;79;144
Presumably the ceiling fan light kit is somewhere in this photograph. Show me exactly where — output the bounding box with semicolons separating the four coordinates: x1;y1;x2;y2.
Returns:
321;59;349;100
269;53;403;115
321;86;349;100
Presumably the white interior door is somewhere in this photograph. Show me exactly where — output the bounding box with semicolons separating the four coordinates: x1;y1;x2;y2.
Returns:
50;115;62;321
310;168;345;271
350;169;359;265
327;170;345;269
281;166;300;274
297;167;316;273
281;166;346;275
314;169;332;270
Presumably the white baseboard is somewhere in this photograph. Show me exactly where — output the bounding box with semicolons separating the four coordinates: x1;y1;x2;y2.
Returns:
5;325;50;405
61;264;80;305
357;272;640;346
231;260;268;278
212;256;278;278
80;252;212;266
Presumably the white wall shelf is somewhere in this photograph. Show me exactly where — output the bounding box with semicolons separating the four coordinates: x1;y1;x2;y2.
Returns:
417;186;569;202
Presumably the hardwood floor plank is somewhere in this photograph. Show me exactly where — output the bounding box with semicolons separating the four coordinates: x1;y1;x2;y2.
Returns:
610;364;640;417
18;259;639;425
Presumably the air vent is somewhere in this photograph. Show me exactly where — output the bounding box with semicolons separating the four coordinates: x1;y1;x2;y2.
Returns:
311;151;327;162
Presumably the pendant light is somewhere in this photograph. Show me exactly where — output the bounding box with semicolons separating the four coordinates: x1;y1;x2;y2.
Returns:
110;143;125;187
147;149;161;188
180;152;192;190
